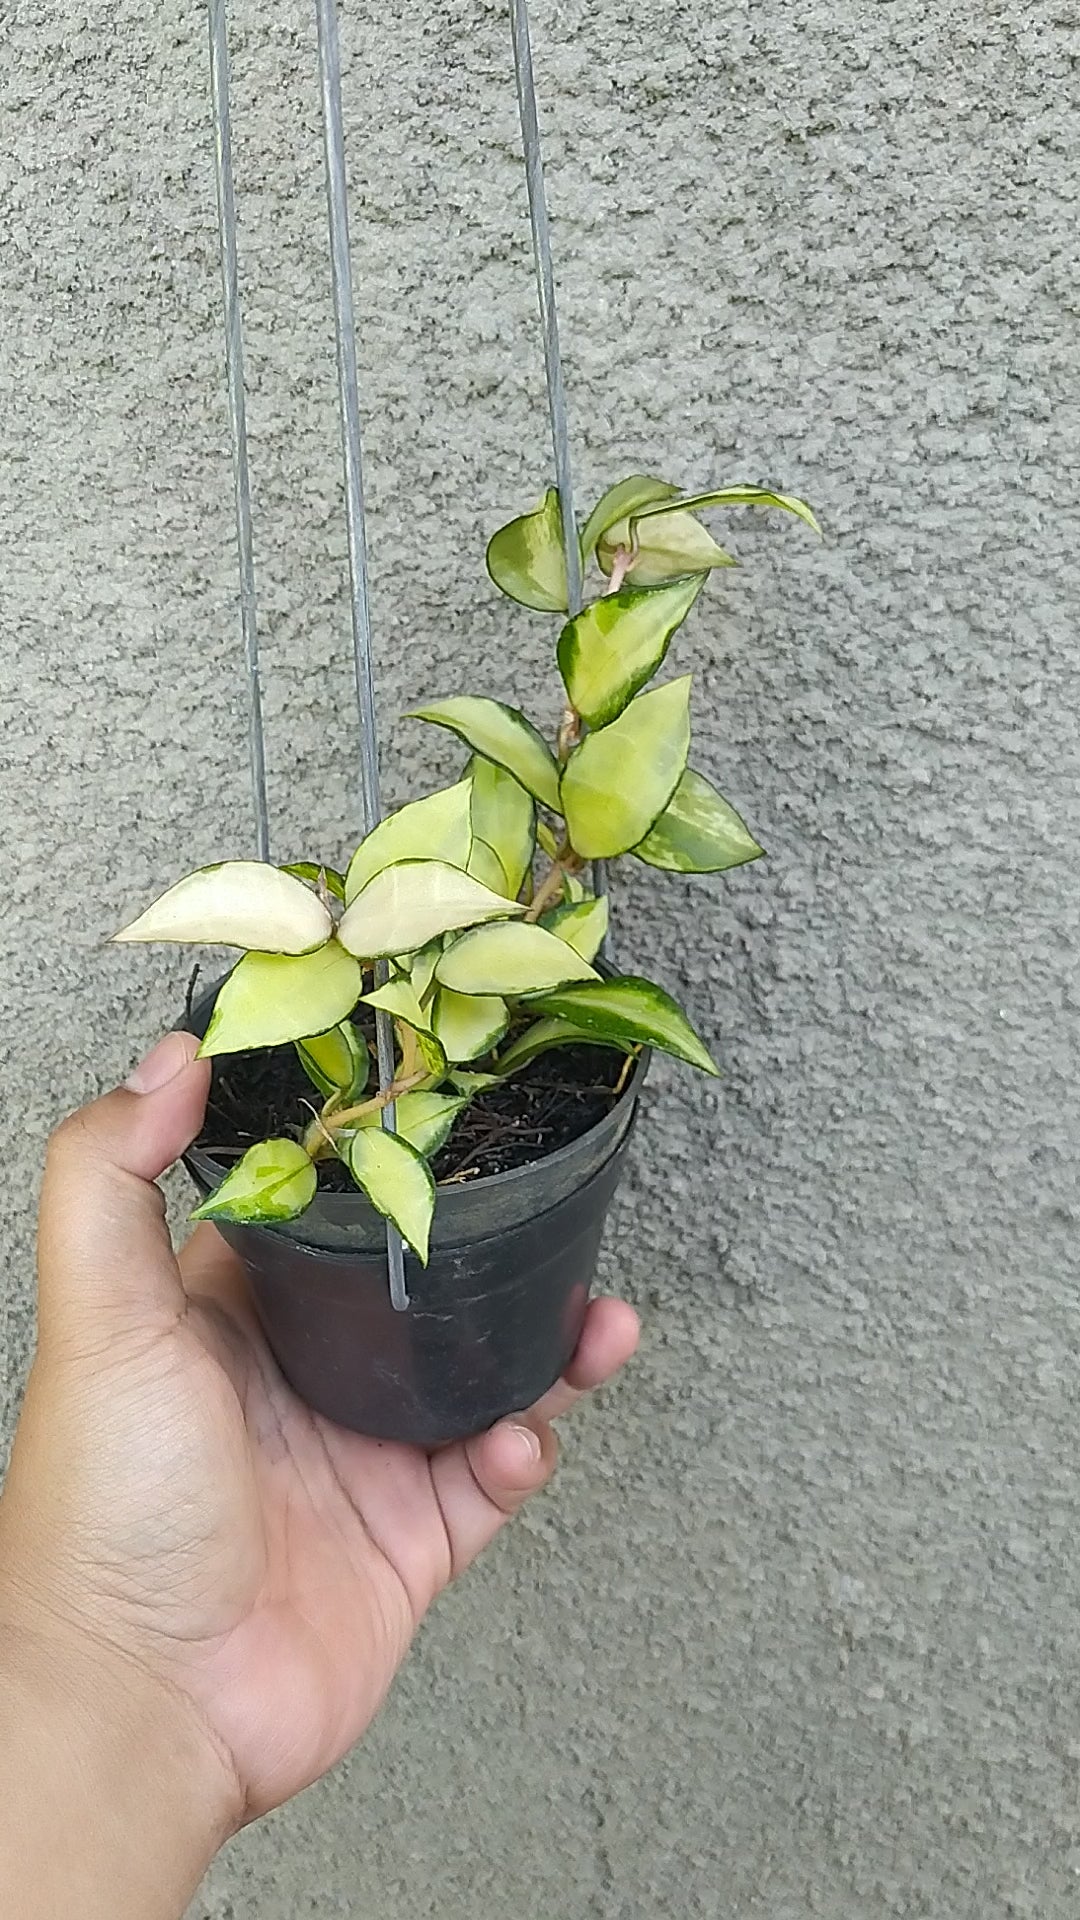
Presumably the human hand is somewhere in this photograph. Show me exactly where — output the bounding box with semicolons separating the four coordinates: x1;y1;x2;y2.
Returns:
0;1032;638;1913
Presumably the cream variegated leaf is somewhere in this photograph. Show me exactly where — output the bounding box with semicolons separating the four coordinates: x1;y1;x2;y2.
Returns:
344;780;474;904
115;862;333;955
557;575;705;729
560;677;692;859
408;698;561;812
633;769;764;873
431;986;509;1062
339;859;523;960
486;488;574;612
526;976;718;1075
347;1127;436;1265
191;1139;317;1226
436;921;599;998
539;895;609;963
198;943;364;1058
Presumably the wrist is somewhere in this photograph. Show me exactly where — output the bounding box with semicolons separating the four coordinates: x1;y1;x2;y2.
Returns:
0;1591;242;1920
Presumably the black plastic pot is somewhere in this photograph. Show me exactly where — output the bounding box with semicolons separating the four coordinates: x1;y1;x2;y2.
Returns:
184;983;646;1447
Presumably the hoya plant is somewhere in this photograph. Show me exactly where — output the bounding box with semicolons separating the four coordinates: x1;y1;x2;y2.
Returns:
116;475;818;1263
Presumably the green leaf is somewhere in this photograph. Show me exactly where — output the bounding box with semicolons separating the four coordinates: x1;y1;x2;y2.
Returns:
436;921;600;997
296;1021;370;1101
362;979;447;1078
581;475;681;565
339;859;523;960
560;676;692;859
347;1127;436;1264
198;942;363;1058
526;976;718;1075
466;838;510;896
486;487;574;612
357;1089;471;1159
562;870;588;904
447;1068;503;1094
539;895;609;963
408;698;561;812
409;940;443;1003
633;484;820;537
280;862;346;902
599;513;733;585
467;755;536;901
496;1015;629;1076
114;862;332;955
633;768;764;873
431;986;509;1062
537;820;560;859
192;1138;316;1225
363;976;433;1031
557;575;705;729
344;779;474;905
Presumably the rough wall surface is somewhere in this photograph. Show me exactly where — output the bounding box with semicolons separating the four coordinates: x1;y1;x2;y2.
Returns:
2;0;1077;1913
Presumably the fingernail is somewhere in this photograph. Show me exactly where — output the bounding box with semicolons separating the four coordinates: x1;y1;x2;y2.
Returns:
507;1423;543;1471
125;1032;195;1095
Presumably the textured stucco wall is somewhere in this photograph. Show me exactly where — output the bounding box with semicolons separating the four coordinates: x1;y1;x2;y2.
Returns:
3;1;1078;1913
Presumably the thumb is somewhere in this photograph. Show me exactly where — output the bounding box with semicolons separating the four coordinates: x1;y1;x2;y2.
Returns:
37;1032;212;1350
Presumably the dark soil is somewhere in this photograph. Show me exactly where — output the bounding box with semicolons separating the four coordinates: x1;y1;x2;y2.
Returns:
194;1003;631;1191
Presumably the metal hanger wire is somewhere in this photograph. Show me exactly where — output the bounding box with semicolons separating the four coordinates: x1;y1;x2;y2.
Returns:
207;0;591;1314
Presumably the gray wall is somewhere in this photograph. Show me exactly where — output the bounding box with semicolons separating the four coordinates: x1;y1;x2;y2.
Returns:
3;1;1077;1913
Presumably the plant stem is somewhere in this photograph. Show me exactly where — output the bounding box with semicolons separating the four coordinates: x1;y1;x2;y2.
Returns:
606;548;633;594
303;1071;427;1158
557;704;582;761
525;840;583;922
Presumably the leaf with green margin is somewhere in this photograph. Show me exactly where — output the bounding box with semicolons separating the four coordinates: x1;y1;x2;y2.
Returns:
539;895;609;963
436;922;599;998
557;575;705;729
347;1127;436;1264
407;698;561;812
192;1138;316;1225
409;940;443;1003
344;779;473;905
598;514;733;585
339;859;523;960
632;484;820;537
486;488;575;612
633;768;764;873
496;1015;632;1076
447;1068;503;1094
466;838;511;897
562;871;588;904
115;862;333;955
296;1021;369;1101
605;485;818;583
526;976;718;1075
580;475;680;564
467;755;536;899
431;986;509;1062
362;978;447;1078
560;676;692;859
280;862;346;901
198;943;363;1058
356;1090;471;1159
363;976;433;1031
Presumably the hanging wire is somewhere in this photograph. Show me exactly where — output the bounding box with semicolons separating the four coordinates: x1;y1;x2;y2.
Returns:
508;0;610;920
508;0;582;619
208;0;270;862
313;0;408;1311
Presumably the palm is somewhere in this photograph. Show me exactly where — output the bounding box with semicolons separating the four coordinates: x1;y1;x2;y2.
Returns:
8;1046;638;1829
54;1225;630;1819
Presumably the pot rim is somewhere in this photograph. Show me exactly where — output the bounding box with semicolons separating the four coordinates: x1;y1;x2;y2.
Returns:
184;1045;649;1203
